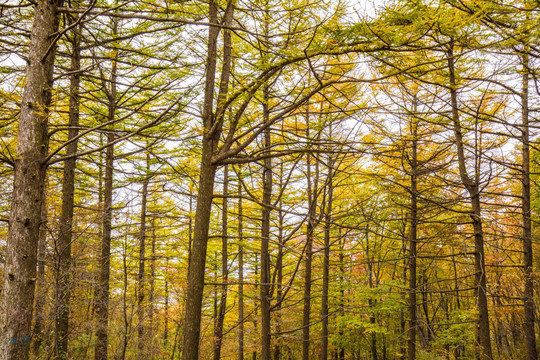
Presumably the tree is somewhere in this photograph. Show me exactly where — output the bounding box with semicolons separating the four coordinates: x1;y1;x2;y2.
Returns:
1;1;62;358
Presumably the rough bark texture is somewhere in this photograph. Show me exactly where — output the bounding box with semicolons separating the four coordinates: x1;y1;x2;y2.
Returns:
55;19;81;360
32;181;49;356
448;44;492;360
1;1;61;359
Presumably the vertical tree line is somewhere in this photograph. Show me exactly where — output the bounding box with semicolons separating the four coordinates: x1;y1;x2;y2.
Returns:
0;1;539;360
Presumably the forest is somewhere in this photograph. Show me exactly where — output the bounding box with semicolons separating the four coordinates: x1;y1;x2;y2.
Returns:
0;0;539;359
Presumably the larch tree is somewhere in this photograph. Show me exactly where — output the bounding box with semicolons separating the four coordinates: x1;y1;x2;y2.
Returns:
0;0;63;359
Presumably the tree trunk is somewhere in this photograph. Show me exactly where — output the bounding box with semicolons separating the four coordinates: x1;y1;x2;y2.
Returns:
182;2;234;358
253;254;259;360
338;232;345;360
303;121;316;360
320;158;334;360
94;47;117;360
408;108;418;360
366;230;378;360
238;183;245;360
274;177;285;360
447;42;493;360
149;216;157;359
520;49;538;360
138;153;150;360
260;89;273;360
55;18;82;360
213;165;229;360
1;1;61;359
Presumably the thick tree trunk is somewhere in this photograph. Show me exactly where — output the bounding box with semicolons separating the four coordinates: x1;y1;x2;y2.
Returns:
182;139;218;360
1;1;61;359
94;51;117;360
182;2;233;357
520;50;537;360
213;165;229;360
55;19;81;360
447;43;492;360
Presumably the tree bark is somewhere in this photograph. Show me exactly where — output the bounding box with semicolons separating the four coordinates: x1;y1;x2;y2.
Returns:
303;121;317;360
137;153;150;360
94;44;117;360
1;1;62;359
447;42;493;360
366;230;378;360
320;158;334;360
408;103;418;360
32;180;49;356
520;49;537;360
274;169;285;360
181;2;234;358
238;183;245;360
55;18;81;360
213;165;229;360
149;215;157;359
260;89;273;360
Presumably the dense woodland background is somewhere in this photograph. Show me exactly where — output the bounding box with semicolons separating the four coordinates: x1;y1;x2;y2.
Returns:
1;0;539;359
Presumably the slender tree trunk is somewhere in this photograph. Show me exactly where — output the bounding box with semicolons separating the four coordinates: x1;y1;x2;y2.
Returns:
447;42;492;360
138;153;150;360
164;257;170;343
408;109;418;360
238;183;245;360
274;185;285;360
260;86;273;360
120;236;130;360
303;122;317;360
253;255;259;360
320;159;334;360
420;270;433;345
55;19;82;360
149;215;156;359
520;49;538;360
94;47;117;360
338;232;345;360
1;1;62;358
366;230;378;360
182;2;234;358
214;166;229;360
